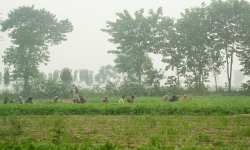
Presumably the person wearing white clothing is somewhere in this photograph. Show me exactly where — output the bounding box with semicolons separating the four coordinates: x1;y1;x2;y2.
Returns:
119;96;125;103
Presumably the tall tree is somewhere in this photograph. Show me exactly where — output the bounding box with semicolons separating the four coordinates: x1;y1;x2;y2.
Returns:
79;69;93;86
53;70;59;81
79;69;88;87
208;0;250;92
48;73;53;81
102;8;167;85
86;71;93;86
176;3;211;93
207;47;224;92
143;59;165;87
74;70;78;82
60;68;73;85
161;26;186;88
95;65;119;85
12;79;23;94
4;68;10;90
1;5;73;94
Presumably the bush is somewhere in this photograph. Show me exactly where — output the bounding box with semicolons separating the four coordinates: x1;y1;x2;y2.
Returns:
125;96;132;103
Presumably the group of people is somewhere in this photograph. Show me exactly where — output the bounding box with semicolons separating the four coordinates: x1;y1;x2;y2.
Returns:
161;94;187;102
4;96;33;104
3;94;186;104
3;84;187;104
118;95;136;103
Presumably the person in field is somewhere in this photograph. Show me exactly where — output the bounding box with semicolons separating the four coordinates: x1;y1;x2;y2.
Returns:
176;95;180;101
77;97;87;103
182;94;187;100
25;97;33;104
168;95;179;102
53;96;64;103
161;95;168;101
71;84;79;103
4;97;12;104
15;96;24;104
131;95;136;103
102;96;108;103
119;96;125;103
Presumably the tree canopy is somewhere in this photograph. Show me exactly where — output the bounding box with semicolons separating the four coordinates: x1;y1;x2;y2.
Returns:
102;7;170;85
1;5;73;94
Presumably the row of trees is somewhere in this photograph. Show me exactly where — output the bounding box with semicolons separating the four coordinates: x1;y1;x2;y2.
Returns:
1;1;250;96
102;0;250;94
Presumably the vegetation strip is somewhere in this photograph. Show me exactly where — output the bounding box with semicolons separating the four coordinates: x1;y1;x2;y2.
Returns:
1;115;250;149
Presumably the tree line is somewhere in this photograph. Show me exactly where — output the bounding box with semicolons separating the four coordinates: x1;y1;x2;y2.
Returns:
102;0;250;94
1;1;250;97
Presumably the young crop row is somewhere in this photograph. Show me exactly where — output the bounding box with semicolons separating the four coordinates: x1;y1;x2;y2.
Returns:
1;96;250;115
1;115;250;149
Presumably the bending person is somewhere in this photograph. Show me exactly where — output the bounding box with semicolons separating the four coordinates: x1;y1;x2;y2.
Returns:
25;97;33;104
53;96;64;103
131;95;136;103
161;95;168;101
168;95;179;102
119;96;125;103
182;94;187;100
16;96;23;104
77;97;87;103
102;96;108;103
4;97;12;104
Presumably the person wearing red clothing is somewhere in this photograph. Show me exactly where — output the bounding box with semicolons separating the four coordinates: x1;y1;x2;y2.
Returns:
102;96;108;103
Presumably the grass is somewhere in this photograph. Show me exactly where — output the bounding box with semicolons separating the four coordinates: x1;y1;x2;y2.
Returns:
0;115;250;149
0;96;250;149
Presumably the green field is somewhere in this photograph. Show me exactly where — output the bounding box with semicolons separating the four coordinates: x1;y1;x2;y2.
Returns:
1;96;250;149
1;96;250;115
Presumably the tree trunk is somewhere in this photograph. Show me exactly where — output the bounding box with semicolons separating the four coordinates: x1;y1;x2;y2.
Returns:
23;77;30;95
229;52;233;93
214;72;218;92
226;47;233;94
138;71;141;85
176;68;180;93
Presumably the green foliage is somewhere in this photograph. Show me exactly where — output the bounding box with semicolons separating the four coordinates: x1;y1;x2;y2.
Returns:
143;59;165;87
60;68;72;85
208;0;250;92
105;82;117;93
195;132;213;142
8;100;15;103
125;96;132;103
1;96;250;115
33;80;70;98
48;73;53;81
4;68;10;89
95;65;120;85
241;80;250;91
53;70;59;81
242;127;250;137
102;8;168;85
1;5;73;93
79;69;94;86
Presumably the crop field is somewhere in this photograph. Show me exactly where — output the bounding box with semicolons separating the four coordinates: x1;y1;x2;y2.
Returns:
1;96;250;149
1;96;250;115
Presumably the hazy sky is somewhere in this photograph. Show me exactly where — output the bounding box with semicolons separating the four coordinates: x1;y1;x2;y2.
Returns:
0;0;249;87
